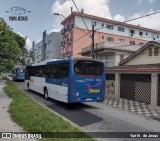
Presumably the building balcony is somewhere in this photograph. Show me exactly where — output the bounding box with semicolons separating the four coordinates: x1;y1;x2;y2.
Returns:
65;51;71;56
66;24;74;31
66;38;72;44
61;41;65;47
61;28;67;35
61;52;65;57
102;60;120;68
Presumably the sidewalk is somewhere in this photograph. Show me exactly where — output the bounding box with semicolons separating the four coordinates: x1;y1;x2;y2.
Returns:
0;79;36;141
103;98;160;120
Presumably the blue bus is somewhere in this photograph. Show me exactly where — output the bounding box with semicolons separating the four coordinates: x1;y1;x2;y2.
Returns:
25;58;105;103
12;66;26;81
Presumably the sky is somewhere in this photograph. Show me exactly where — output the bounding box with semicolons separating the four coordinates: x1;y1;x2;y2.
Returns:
0;0;160;50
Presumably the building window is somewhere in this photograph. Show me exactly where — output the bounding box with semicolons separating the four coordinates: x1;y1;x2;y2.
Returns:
118;27;125;32
154;47;159;56
149;48;152;56
146;33;148;36
102;23;104;27
120;55;124;61
139;31;143;36
119;39;125;44
102;36;104;40
94;22;97;26
157;35;159;38
71;24;74;28
107;37;114;42
91;21;97;26
130;41;135;45
107;25;114;30
130;29;135;36
48;40;51;45
139;42;144;46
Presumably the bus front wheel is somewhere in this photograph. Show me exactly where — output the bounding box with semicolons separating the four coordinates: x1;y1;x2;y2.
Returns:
44;88;48;100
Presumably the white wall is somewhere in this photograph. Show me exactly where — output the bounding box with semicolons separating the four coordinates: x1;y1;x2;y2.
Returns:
33;32;61;64
124;46;160;65
34;41;43;63
45;32;61;60
74;16;160;41
97;50;132;67
115;51;131;66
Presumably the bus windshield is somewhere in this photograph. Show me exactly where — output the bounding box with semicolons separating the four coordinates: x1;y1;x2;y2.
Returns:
74;60;103;75
18;68;25;73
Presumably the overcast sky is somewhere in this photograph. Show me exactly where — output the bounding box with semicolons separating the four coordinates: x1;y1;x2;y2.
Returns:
0;0;160;49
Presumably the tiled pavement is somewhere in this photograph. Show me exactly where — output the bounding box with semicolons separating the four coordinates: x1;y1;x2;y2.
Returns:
103;98;160;120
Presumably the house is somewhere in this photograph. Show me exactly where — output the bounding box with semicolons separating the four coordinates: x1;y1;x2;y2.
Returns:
80;41;141;67
60;11;160;58
105;41;160;109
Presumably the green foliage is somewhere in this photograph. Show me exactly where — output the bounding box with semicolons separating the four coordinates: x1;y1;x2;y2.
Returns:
3;79;94;141
0;18;26;73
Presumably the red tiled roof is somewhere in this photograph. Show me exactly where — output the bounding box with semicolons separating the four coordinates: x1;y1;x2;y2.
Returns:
106;63;160;72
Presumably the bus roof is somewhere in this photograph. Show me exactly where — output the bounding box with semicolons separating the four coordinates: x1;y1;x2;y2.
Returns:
31;58;104;66
16;66;26;69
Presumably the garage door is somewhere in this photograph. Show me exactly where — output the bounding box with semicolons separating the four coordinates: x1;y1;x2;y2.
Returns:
158;75;160;106
120;74;151;104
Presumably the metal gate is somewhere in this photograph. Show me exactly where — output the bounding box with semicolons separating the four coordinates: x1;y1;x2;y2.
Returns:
120;74;151;104
158;75;160;106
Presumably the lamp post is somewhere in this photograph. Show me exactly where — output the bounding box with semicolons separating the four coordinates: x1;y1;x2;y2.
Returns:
53;13;66;19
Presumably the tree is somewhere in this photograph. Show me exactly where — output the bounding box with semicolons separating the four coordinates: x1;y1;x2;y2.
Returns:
0;18;26;73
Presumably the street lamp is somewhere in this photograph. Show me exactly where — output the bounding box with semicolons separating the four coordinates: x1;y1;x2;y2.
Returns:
53;13;66;19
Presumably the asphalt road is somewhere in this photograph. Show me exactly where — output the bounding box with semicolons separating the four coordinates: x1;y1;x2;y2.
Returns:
10;78;160;141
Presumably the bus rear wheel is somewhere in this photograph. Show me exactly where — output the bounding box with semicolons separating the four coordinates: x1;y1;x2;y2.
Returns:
44;88;48;100
27;83;30;90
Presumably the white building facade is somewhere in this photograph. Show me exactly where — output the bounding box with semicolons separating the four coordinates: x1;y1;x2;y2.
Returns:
32;31;61;64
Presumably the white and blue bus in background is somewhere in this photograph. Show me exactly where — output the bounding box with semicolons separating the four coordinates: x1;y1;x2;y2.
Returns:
25;58;105;103
12;66;26;81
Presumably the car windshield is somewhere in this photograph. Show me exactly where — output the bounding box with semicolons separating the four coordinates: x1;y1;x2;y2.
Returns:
74;60;103;75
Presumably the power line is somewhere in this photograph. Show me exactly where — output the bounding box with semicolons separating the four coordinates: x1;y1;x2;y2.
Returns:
54;13;91;38
68;11;160;57
74;25;91;37
124;10;160;23
73;38;90;53
40;9;160;59
71;0;92;37
72;30;91;44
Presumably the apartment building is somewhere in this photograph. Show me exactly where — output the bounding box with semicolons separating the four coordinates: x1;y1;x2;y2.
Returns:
60;11;160;58
32;31;61;64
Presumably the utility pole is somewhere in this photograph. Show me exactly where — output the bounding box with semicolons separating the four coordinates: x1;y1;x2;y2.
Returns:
91;24;95;59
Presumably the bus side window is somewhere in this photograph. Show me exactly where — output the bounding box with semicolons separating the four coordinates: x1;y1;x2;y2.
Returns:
63;66;69;77
60;63;69;78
